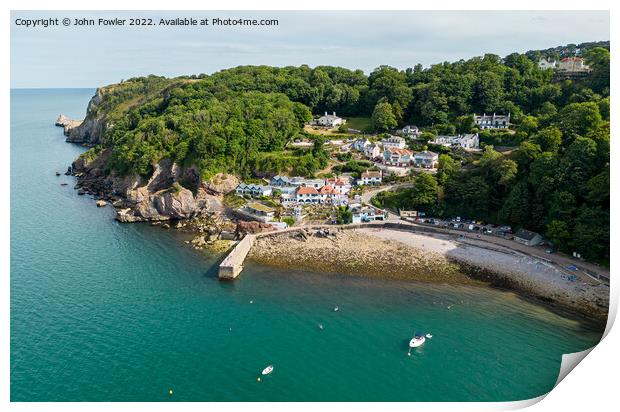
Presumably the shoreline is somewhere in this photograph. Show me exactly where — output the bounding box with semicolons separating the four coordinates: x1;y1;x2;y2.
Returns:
247;226;609;323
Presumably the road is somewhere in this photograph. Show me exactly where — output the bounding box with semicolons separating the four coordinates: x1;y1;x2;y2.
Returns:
360;183;413;221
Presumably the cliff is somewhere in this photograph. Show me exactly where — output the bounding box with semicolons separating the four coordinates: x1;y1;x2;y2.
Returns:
64;89;107;145
70;149;237;222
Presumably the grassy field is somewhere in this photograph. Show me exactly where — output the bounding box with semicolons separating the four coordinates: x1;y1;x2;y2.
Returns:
345;117;372;132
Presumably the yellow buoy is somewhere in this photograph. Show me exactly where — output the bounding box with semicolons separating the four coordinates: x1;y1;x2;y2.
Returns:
257;377;261;382
169;389;173;395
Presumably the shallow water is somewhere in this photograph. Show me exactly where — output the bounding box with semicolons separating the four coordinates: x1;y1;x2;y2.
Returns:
10;89;604;402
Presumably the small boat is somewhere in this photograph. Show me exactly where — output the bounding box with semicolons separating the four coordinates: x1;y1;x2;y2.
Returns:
425;333;433;339
333;306;339;312
318;323;324;330
261;365;274;375
409;335;426;348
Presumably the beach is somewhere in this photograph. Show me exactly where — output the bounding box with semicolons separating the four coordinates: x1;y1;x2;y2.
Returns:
248;226;609;321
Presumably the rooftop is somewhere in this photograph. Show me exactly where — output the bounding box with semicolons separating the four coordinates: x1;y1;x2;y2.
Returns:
515;228;541;241
385;147;413;156
247;202;276;213
297;186;320;195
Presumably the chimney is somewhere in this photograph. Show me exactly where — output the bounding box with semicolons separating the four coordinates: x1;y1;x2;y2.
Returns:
333;111;336;116
324;111;327;116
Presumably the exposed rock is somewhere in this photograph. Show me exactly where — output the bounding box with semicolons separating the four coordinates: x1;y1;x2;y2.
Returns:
69;139;226;224
235;221;275;236
65;90;106;144
56;114;82;135
77;189;86;195
55;172;61;176
96;200;107;207
203;173;239;194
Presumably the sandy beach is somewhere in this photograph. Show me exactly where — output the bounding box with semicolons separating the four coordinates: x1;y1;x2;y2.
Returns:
248;227;609;321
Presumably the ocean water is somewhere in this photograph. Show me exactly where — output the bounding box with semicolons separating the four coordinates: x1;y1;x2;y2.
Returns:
10;89;604;402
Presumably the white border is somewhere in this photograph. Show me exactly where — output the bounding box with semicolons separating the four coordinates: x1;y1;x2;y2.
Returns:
3;1;617;411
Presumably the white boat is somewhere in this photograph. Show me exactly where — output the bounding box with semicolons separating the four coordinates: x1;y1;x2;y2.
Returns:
409;335;426;348
261;365;274;375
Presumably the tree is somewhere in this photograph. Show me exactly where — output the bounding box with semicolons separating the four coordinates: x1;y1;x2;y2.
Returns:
532;127;562;152
584;47;610;94
554;102;602;138
455;115;474;134
411;173;439;207
546;220;571;250
336;205;353;224
371;101;397;132
437;154;460;184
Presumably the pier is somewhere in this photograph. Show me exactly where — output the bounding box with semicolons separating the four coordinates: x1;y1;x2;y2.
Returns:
218;234;256;279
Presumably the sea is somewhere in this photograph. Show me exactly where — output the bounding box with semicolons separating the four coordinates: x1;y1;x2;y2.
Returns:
10;88;604;402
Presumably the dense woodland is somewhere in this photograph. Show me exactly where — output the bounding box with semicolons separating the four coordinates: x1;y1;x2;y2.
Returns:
89;41;610;264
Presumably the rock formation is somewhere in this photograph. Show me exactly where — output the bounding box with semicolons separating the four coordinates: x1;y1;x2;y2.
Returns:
69;148;234;224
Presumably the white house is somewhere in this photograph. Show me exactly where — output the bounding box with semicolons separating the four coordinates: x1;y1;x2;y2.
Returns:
299;178;324;189
538;58;557;70
324;177;351;195
246;202;276;221
382;136;406;149
295;186;321;204
558;57;590;72
383;148;413;167
358;170;382;185
364;143;382;159
474;113;510;130
235;183;273;197
314;111;345;128
399;125;420;138
352;138;371;152
432;133;479;149
413;151;439;169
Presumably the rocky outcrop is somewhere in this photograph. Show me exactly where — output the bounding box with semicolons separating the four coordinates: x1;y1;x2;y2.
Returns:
203;173;239;194
70;149;225;223
64;89;107;145
55;114;83;136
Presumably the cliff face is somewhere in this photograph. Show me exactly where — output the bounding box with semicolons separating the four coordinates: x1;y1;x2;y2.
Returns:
70;149;236;222
65;89;107;145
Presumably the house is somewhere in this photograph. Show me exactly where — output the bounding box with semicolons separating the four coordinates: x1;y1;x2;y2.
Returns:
382;135;406;149
352;138;371;152
324;177;351;195
432;133;479;149
313;111;345;128
358;170;382;185
474;113;510;130
538;58;557;70
558;57;590;72
318;185;348;205
299;178;324;189
270;175;292;187
295;186;321;204
413;151;439;169
383;147;413;167
246;202;276;221
364;143;381;159
235;183;273;197
270;175;322;189
513;229;543;246
399;125;420;138
351;205;387;223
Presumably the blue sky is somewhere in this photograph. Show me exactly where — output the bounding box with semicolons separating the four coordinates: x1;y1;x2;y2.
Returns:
10;10;609;88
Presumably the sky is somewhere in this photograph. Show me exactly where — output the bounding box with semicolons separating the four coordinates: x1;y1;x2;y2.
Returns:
10;10;610;88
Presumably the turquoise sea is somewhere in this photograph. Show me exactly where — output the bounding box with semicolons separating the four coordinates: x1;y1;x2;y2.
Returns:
10;89;604;402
